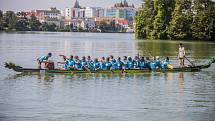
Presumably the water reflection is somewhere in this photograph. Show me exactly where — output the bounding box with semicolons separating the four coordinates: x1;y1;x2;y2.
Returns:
135;39;215;59
37;74;54;82
177;72;184;94
6;72;185;82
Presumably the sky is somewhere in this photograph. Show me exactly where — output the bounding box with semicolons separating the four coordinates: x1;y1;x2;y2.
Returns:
0;0;142;12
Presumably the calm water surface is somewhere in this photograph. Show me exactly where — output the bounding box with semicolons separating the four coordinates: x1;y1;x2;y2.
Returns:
0;32;215;121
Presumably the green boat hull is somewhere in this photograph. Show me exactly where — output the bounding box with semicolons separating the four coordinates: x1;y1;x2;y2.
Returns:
9;64;210;74
5;57;215;74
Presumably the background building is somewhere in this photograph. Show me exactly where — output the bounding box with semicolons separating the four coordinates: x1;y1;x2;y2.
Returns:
34;7;62;28
105;0;137;27
85;7;104;18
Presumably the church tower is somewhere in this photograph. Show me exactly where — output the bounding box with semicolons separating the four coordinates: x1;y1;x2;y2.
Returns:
74;0;81;8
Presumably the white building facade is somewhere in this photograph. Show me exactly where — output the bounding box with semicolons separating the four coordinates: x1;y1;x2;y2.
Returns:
34;7;62;27
85;7;104;18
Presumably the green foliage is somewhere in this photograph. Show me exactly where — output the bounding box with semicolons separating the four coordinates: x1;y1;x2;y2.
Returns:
41;22;57;31
0;10;3;30
77;25;84;32
0;10;3;17
0;10;72;32
16;19;29;31
167;0;193;39
152;0;175;39
191;0;215;40
29;15;41;31
5;11;17;30
135;0;215;40
135;0;156;39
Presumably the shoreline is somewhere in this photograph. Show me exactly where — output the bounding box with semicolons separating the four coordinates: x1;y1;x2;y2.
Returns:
0;30;134;34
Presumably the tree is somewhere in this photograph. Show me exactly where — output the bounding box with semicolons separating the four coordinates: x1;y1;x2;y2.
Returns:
5;11;17;30
110;20;116;31
0;10;3;17
41;22;57;31
16;19;28;31
77;25;84;32
48;23;57;31
29;15;41;31
134;0;156;39
191;0;215;40
152;0;175;39
167;0;193;39
0;10;4;30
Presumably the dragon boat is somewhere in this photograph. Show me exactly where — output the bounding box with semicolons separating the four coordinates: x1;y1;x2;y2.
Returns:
4;57;215;74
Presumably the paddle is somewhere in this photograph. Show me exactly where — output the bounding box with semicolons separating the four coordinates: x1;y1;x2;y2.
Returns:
184;56;195;67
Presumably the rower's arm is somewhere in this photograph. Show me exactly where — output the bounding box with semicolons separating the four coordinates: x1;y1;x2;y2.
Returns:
59;55;67;58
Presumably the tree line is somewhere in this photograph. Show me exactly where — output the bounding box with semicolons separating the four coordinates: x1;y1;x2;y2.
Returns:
0;10;129;33
0;11;66;32
135;0;215;40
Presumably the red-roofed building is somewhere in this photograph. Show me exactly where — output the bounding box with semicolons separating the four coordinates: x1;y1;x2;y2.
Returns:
31;7;63;28
116;20;129;29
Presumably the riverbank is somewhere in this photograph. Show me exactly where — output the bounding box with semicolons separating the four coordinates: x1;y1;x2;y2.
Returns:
0;30;134;34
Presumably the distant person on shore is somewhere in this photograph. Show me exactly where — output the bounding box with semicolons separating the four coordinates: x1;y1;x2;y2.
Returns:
37;53;52;69
178;43;185;67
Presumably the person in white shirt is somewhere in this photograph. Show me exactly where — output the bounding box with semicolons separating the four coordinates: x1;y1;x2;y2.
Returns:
178;43;185;67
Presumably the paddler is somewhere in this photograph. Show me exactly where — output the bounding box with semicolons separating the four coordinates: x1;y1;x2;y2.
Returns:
81;56;88;70
37;52;52;69
87;56;93;70
161;57;173;69
178;43;185;68
105;57;112;70
133;56;140;68
111;59;118;70
65;55;75;70
57;55;68;69
93;58;101;70
139;56;146;69
122;56;128;69
155;56;162;69
116;57;124;70
127;57;134;69
100;57;106;70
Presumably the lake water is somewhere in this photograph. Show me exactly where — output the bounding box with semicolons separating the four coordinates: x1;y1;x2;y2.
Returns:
0;32;215;121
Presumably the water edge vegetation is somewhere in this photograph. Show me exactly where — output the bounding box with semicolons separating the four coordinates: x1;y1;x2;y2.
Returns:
134;0;215;41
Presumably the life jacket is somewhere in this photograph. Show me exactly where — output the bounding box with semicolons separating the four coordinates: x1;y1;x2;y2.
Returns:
81;60;87;69
93;62;100;70
111;60;118;70
139;60;145;69
150;62;156;70
161;60;170;69
122;60;128;68
38;55;49;62
105;62;112;70
75;60;82;69
100;62;106;70
155;60;162;68
145;60;151;69
127;60;134;69
87;60;94;70
133;59;140;68
65;59;75;70
117;60;123;69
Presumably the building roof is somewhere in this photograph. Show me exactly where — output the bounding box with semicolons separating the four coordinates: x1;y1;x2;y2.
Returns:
94;17;125;22
74;0;81;8
117;20;128;25
114;0;135;8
